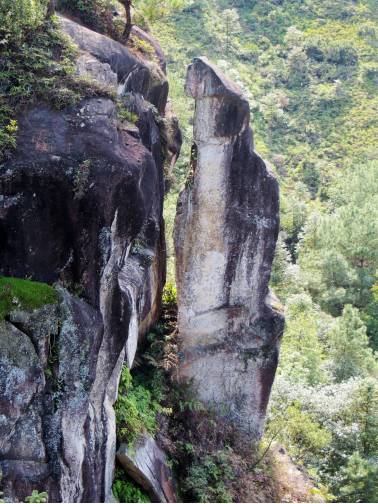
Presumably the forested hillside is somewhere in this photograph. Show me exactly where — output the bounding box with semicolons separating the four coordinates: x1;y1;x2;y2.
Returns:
147;0;378;501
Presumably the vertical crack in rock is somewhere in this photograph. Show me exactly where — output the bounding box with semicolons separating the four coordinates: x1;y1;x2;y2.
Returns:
174;57;285;439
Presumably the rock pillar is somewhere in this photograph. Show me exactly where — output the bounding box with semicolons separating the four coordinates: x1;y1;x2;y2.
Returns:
174;57;284;438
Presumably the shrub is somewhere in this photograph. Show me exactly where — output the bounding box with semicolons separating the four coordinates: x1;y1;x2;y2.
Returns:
112;469;150;503
0;0;48;46
25;490;48;503
162;282;177;307
115;366;164;445
182;450;234;503
0;120;18;160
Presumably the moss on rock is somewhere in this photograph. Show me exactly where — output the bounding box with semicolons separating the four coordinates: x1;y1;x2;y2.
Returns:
0;276;57;321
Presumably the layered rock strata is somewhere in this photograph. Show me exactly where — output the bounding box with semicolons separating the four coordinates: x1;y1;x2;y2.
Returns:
0;17;177;502
174;57;284;438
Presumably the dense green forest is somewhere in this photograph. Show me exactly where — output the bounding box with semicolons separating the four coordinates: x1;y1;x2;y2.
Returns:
0;0;377;502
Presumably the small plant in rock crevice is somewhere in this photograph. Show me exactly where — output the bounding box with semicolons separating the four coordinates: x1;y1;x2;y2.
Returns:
73;159;91;199
25;490;48;503
117;101;139;125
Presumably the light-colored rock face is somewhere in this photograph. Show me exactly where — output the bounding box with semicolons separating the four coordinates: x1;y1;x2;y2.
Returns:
117;436;176;503
174;57;284;438
76;54;118;88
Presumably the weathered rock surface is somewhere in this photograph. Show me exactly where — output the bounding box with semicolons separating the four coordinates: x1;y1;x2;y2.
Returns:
131;26;167;74
0;16;177;503
59;16;168;113
174;57;284;438
0;289;103;502
117;437;176;503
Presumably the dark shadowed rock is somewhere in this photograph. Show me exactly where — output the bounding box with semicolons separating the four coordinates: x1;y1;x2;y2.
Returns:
174;57;284;439
117;437;176;503
0;17;174;501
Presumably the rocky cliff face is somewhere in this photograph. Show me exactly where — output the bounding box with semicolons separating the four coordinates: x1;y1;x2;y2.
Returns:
174;57;284;438
0;17;175;503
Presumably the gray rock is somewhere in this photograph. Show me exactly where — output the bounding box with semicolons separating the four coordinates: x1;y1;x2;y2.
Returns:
117;437;176;503
76;53;118;88
0;322;44;441
59;16;168;113
0;290;104;502
174;57;284;439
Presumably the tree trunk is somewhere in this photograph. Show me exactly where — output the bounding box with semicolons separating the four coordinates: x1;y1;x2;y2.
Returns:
122;0;133;43
46;0;56;19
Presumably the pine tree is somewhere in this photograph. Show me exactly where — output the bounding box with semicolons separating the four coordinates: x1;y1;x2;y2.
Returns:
329;305;377;382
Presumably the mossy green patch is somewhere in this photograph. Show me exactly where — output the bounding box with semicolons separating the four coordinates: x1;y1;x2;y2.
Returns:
0;276;58;321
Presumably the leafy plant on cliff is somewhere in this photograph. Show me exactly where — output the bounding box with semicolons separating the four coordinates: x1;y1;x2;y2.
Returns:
114;365;166;445
112;468;150;503
181;449;234;503
0;276;57;321
25;490;48;503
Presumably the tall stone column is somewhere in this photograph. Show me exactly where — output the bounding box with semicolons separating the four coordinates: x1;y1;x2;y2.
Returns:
174;57;284;438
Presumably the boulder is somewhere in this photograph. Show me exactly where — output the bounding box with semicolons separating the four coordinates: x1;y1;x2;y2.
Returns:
174;57;284;439
76;53;118;88
117;437;176;503
59;16;168;113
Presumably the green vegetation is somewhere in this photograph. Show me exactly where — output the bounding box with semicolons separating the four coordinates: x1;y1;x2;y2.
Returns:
114;284;178;447
114;365;163;444
117;100;139;124
181;449;234;502
112;468;150;503
133;0;188;24
0;276;57;321
25;490;48;503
